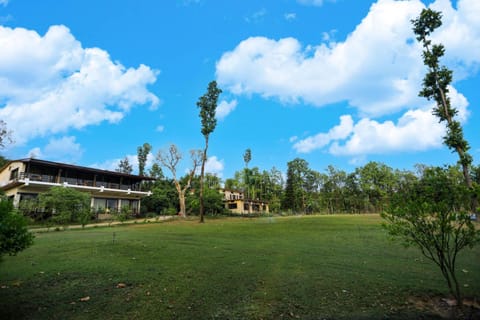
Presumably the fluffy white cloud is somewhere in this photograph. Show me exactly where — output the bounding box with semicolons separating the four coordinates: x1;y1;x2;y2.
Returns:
293;115;353;153
294;85;469;155
0;0;8;7
26;136;83;163
205;156;224;177
217;0;479;158
329;110;445;156
217;0;479;117
216;99;238;120
217;0;426;116
0;25;159;145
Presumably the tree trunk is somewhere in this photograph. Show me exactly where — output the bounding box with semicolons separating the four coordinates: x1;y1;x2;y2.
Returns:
199;138;208;223
179;191;186;217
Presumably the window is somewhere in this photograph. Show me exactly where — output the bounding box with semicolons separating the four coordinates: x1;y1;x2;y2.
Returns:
228;203;237;209
10;168;19;180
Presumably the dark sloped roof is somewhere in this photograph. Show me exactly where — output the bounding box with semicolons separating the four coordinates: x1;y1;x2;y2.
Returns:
3;158;155;181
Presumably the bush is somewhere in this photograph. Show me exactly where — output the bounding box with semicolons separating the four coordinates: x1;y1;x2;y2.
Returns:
0;200;34;260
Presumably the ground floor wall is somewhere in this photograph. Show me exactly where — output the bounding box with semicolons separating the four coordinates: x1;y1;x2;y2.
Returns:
225;200;269;214
5;186;144;217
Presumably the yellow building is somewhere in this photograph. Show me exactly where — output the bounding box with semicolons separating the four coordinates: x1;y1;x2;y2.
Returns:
222;189;269;214
0;158;154;215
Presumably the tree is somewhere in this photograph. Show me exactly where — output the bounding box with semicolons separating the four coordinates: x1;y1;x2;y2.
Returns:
38;186;91;227
0;199;34;261
0;120;13;149
381;9;480;307
137;143;152;176
156;144;202;217
116;157;133;174
382;166;479;306
282;158;310;213
412;8;476;210
197;80;222;223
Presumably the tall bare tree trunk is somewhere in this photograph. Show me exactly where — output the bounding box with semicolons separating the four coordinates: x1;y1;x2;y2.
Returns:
199;138;208;223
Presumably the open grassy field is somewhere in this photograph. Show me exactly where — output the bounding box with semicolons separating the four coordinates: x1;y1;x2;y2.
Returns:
1;214;479;319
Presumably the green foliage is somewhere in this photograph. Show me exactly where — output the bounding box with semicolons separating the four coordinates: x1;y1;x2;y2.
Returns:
38;186;91;226
141;179;178;215
187;186;225;216
116;157;133;174
197;80;221;138
0;199;33;259
412;8;473;190
137;142;152;176
382;166;480;304
197;80;222;222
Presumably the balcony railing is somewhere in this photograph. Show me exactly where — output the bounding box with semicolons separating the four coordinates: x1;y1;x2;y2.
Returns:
17;172;144;191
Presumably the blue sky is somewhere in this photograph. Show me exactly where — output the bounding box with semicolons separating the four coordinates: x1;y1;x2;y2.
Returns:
0;0;478;179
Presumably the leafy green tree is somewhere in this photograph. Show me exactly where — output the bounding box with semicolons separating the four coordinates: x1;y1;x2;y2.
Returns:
355;162;396;212
412;8;476;209
282;158;310;213
137;142;152;176
382;166;479;306
38;186;91;226
0;199;34;261
141;178;178;215
116;157;133;174
187;185;225;216
197;80;222;223
321;165;348;214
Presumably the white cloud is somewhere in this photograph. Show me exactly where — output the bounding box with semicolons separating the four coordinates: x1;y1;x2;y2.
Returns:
216;99;237;120
0;25;159;146
294;84;470;157
218;0;479;158
297;0;326;6
156;125;165;132
293;108;445;156
0;0;9;7
293;115;354;153
245;9;267;23
284;13;297;21
205;156;224;177
25;136;83;163
27;147;42;159
90;152;155;174
217;0;480;118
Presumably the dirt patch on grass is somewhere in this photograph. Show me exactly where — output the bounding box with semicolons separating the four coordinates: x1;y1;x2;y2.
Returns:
408;295;480;319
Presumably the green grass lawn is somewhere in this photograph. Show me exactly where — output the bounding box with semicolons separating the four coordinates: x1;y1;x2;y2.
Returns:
1;215;479;319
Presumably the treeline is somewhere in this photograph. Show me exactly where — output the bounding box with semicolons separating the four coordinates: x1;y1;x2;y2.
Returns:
141;158;480;216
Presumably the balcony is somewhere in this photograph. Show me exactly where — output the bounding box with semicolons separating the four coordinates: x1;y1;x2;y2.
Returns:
17;172;144;192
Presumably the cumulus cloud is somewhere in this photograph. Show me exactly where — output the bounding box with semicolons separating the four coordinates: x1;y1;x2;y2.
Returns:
293;115;353;153
216;99;238;120
217;0;480;158
217;0;479;116
26;136;83;163
217;0;426;116
205;156;224;177
0;25;159;146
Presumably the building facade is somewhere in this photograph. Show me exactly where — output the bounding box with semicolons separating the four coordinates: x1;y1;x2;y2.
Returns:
222;189;269;214
0;158;153;215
